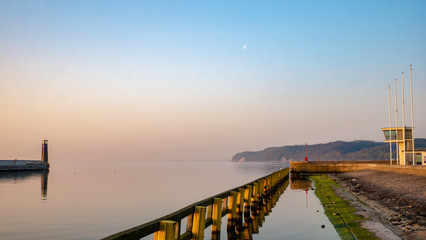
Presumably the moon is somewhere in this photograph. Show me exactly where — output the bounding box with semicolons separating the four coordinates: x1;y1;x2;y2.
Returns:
243;44;247;50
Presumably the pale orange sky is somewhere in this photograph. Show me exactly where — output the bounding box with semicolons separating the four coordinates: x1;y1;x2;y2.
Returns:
1;1;425;161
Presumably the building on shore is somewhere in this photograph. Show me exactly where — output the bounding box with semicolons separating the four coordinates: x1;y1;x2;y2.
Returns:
381;127;426;165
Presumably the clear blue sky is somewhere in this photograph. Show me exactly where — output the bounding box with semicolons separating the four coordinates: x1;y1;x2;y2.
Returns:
1;0;425;161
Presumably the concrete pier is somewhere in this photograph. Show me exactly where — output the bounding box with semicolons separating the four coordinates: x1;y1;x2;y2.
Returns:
0;140;50;171
0;160;49;171
290;160;426;177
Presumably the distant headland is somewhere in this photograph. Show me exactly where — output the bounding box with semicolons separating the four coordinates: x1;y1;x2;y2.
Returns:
232;139;426;162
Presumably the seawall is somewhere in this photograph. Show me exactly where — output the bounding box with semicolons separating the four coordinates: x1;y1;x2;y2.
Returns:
290;160;426;177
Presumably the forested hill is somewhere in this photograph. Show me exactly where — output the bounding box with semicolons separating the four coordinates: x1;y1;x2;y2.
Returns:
231;139;426;162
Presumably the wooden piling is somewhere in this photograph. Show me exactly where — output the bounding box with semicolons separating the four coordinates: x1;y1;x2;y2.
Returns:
175;221;180;240
212;198;223;235
153;220;176;240
237;188;245;214
191;206;206;240
251;182;258;214
236;188;245;238
206;204;212;220
252;182;259;203
227;191;238;222
258;179;265;198
244;185;252;207
222;197;228;212
186;214;193;233
267;176;272;192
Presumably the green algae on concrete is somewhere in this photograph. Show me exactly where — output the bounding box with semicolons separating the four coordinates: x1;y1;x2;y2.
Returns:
311;175;378;240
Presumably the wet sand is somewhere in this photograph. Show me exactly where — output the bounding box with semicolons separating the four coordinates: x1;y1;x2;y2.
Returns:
330;170;426;240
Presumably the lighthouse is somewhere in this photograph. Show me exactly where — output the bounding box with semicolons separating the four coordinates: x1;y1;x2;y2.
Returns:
41;140;48;164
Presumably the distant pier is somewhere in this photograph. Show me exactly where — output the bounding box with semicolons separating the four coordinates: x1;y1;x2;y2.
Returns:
0;140;49;172
0;160;49;171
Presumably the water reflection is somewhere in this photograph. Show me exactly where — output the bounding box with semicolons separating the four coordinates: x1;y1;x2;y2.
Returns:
0;170;49;200
225;179;290;240
41;170;49;200
1;161;339;240
290;175;312;190
290;175;312;209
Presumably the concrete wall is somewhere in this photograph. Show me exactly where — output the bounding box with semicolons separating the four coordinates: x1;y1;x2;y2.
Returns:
290;161;426;177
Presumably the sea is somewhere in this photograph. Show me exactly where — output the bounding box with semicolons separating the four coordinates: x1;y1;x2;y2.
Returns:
0;160;340;240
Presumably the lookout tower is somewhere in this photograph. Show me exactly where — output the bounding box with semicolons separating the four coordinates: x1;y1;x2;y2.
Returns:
381;127;425;165
382;66;426;166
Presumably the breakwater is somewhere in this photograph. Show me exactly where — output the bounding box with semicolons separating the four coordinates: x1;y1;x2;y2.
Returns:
290;160;426;177
102;168;289;240
0;140;49;172
0;160;49;171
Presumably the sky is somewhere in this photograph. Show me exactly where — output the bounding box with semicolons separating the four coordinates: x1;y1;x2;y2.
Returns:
1;0;425;161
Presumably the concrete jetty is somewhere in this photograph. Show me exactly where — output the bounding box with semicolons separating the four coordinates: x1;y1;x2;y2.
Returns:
290;160;426;177
0;140;50;171
0;160;49;171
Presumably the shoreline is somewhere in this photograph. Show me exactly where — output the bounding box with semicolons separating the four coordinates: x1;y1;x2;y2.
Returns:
311;175;380;239
318;170;425;239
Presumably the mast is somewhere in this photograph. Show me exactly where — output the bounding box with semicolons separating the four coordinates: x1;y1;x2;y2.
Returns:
388;85;392;165
395;79;399;165
402;72;406;165
410;65;415;165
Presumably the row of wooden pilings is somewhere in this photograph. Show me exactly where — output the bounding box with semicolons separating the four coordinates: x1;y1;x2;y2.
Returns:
102;168;289;240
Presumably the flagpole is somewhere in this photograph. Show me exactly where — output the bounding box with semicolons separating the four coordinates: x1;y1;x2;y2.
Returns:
402;72;406;165
395;79;399;165
388;85;392;165
410;65;415;165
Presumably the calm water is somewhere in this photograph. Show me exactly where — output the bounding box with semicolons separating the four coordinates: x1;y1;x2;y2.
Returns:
0;160;339;239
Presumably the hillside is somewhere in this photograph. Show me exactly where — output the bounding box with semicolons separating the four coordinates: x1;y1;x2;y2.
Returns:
231;139;426;162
